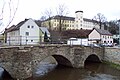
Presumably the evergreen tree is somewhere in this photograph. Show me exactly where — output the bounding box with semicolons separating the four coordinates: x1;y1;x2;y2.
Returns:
44;31;49;42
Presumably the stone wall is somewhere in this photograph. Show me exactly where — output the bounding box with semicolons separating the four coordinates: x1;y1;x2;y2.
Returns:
104;47;120;65
0;45;104;79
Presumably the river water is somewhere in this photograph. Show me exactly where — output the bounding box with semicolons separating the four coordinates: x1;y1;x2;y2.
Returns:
1;62;120;80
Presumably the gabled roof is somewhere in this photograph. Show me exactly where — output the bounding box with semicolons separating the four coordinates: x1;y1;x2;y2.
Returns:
5;19;29;33
44;15;75;21
94;28;112;35
39;27;50;35
61;29;92;39
83;18;98;23
43;15;99;23
53;15;75;21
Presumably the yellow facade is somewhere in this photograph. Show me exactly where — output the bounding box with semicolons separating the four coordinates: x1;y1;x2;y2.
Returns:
41;18;74;30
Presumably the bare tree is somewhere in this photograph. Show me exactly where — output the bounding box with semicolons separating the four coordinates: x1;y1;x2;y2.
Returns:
108;20;119;34
40;16;46;21
42;9;53;30
93;13;107;29
0;0;19;33
56;4;69;32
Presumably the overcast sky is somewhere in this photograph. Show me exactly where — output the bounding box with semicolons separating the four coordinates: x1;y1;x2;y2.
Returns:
0;0;120;32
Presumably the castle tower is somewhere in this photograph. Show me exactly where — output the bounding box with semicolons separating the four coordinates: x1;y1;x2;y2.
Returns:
75;11;83;29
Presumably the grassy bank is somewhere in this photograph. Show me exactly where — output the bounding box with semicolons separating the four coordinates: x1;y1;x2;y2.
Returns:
103;61;120;70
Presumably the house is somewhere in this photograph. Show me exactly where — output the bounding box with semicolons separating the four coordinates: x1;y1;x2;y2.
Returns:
41;11;104;30
5;18;50;45
39;27;50;42
89;28;113;46
50;29;91;44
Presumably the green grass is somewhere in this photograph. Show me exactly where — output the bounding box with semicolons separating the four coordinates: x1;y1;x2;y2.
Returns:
103;61;120;70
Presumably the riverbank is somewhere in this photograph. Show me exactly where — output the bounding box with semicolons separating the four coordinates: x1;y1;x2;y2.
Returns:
103;61;120;70
104;47;120;70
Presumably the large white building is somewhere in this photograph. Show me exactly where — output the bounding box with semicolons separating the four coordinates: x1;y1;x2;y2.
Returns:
5;18;50;45
41;11;104;30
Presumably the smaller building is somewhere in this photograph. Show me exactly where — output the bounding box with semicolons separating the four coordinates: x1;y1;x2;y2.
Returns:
67;38;89;46
89;28;113;46
39;27;50;42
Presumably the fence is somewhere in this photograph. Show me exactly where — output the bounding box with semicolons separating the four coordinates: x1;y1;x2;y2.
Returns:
0;36;93;46
4;36;68;46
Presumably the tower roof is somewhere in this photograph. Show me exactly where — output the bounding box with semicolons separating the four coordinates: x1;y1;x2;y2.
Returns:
75;11;83;13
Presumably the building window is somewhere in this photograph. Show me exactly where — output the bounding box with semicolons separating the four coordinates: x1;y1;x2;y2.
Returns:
31;40;33;42
104;41;106;43
28;25;30;28
25;32;29;36
31;26;34;28
26;40;28;42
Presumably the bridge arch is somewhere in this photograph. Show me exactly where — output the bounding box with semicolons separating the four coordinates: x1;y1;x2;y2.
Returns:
52;55;73;67
84;54;102;66
85;54;101;62
0;66;13;79
34;54;73;68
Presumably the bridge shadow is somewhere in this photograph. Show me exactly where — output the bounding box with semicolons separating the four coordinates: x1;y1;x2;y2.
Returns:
33;55;73;77
52;55;73;67
85;54;101;63
0;67;13;80
84;54;102;71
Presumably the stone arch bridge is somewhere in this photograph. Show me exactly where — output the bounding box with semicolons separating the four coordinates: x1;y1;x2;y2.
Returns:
0;44;104;79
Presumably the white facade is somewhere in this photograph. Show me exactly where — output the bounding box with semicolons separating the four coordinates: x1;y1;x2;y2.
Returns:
42;11;102;30
6;19;40;45
74;11;83;29
83;20;100;30
89;29;100;40
74;11;100;30
67;38;89;46
89;28;113;45
7;30;20;45
20;19;40;45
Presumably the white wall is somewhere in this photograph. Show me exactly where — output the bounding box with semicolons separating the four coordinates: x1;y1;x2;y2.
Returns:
101;35;113;44
7;30;20;45
67;38;89;46
83;21;100;30
89;29;100;40
75;11;83;29
20;19;40;45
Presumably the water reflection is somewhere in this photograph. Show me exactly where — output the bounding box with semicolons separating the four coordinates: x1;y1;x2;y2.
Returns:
0;62;120;80
34;62;120;80
35;63;57;76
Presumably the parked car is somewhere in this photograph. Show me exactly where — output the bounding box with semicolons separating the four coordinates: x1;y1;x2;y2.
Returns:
100;43;113;47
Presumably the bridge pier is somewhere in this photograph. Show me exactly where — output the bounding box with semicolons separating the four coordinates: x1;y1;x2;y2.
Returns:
0;48;33;79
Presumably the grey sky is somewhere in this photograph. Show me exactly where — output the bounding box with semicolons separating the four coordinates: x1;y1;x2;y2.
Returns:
0;0;120;32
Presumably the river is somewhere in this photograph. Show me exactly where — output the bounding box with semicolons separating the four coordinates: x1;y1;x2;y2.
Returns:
1;62;120;80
